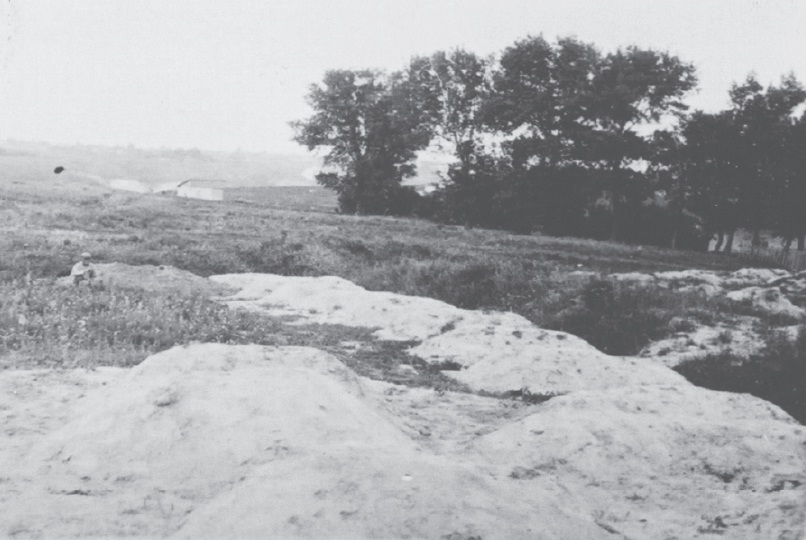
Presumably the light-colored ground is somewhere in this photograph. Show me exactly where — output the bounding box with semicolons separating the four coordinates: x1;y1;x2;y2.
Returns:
2;270;805;539
212;273;683;395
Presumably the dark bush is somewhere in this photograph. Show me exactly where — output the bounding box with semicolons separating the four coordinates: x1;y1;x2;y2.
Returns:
547;279;681;355
413;262;499;310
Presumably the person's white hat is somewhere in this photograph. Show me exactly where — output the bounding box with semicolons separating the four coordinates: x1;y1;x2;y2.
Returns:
81;252;91;258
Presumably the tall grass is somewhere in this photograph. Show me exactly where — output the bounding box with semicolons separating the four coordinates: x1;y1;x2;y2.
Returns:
0;280;283;368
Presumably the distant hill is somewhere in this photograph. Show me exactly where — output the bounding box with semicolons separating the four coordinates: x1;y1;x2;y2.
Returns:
0;140;448;190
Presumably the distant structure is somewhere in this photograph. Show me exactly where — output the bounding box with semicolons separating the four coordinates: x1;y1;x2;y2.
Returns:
176;179;225;201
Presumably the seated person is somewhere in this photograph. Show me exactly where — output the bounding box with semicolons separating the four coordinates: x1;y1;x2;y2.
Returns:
71;252;96;286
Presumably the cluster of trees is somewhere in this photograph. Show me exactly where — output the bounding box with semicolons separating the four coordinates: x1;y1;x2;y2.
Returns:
292;36;806;251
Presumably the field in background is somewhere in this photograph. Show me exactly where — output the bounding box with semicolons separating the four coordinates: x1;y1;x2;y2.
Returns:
227;186;337;212
0;155;751;333
0;140;446;191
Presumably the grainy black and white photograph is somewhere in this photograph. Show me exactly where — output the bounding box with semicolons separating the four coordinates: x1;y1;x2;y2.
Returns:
1;1;805;538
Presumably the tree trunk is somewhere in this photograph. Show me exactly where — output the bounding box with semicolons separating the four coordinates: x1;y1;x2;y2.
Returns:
670;209;683;250
751;228;761;249
783;237;793;255
609;216;618;242
714;232;725;253
725;231;735;254
608;160;622;242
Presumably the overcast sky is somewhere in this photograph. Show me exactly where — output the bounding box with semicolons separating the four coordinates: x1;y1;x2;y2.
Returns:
1;0;805;154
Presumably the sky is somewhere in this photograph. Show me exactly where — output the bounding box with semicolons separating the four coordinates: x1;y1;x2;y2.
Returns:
1;0;805;155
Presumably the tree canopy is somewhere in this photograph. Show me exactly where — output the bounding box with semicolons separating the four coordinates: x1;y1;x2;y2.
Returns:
293;35;806;253
291;69;432;215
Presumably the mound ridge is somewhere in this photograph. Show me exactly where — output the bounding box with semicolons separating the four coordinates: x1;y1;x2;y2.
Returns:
212;273;684;394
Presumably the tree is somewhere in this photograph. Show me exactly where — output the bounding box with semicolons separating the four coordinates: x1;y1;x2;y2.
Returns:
409;49;491;168
677;74;805;252
477;37;697;239
772;110;806;250
291;69;433;215
407;50;510;227
680;111;743;252
727;74;806;245
468;36;603;234
584;47;698;240
486;36;601;169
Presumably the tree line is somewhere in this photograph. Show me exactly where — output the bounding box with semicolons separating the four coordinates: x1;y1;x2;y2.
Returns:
292;36;806;252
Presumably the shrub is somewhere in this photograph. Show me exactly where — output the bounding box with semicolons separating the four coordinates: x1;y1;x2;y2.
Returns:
401;262;500;310
546;279;707;355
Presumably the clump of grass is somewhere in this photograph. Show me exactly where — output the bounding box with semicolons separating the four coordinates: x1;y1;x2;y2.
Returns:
0;280;284;368
492;388;560;405
362;259;551;312
675;326;806;424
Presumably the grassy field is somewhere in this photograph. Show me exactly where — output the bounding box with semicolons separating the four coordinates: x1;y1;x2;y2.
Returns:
226;185;337;212
2;155;803;421
0;176;751;354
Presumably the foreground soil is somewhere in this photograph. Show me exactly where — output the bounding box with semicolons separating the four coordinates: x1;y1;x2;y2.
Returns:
2;271;805;539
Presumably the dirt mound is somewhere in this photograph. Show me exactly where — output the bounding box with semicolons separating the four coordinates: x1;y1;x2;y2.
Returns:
726;286;805;320
213;273;461;340
409;311;682;394
640;316;774;367
610;268;806;364
2;343;804;539
0;345;606;539
213;273;682;394
174;448;603;540
2;345;417;538
4;273;806;538
475;384;806;539
57;262;234;296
